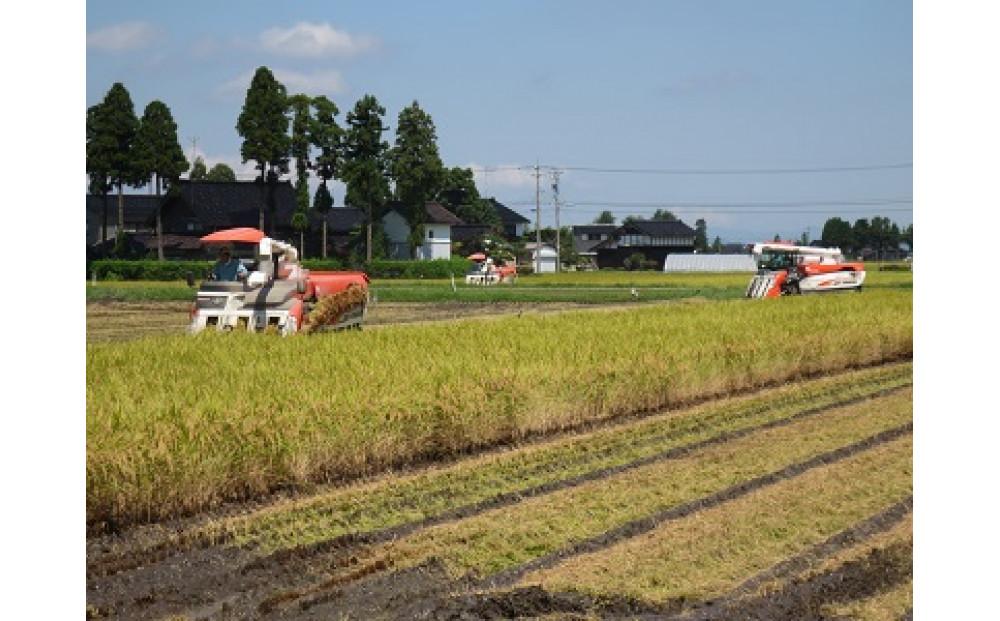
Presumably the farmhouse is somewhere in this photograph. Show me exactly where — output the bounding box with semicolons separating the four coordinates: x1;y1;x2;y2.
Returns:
582;220;697;269
572;224;618;267
486;198;531;238
383;201;464;260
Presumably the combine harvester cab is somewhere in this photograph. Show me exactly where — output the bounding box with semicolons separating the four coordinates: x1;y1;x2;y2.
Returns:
464;253;517;285
746;243;866;298
189;227;369;335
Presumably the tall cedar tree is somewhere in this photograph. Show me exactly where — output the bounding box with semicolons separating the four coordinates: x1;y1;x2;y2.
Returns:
237;67;290;232
93;83;143;237
86;104;113;243
391;101;445;251
436;167;500;229
711;236;722;253
593;210;615;224
694;218;708;252
310;96;343;257
289;94;313;257
342;95;390;262
205;163;236;182
189;157;208;180
135;100;188;260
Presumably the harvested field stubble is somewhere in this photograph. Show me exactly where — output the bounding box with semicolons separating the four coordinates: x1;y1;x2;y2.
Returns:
87;291;911;529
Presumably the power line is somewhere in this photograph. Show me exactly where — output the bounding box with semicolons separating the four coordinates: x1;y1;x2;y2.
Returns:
507;197;912;208
469;162;911;175
544;162;912;175
554;206;913;215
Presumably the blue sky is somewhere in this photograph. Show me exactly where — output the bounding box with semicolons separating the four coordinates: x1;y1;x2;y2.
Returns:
86;0;911;242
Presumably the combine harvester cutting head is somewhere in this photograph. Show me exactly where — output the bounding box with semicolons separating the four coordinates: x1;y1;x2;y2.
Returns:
189;227;369;335
746;242;866;298
464;253;517;285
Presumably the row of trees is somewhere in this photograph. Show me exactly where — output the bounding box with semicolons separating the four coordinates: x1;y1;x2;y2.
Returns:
87;67;502;261
820;216;912;258
87;84;188;259
234;66;500;260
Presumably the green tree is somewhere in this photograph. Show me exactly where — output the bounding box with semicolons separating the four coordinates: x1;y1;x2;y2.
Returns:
86;103;113;243
391;101;445;250
711;236;722;253
624;215;642;224
189;157;208;180
821;217;854;253
134;100;188;260
694;218;708;252
901;223;913;252
773;233;782;242
593;210;615;224
289;93;313;257
852;219;871;255
436;167;500;229
92;83;143;236
310;95;343;258
205;163;236;182
652;209;678;221
237;66;290;232
341;94;390;262
799;231;810;246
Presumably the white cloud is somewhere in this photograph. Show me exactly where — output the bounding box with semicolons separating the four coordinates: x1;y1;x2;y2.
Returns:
181;147;259;180
260;22;377;58
217;68;347;97
87;21;158;52
468;163;536;192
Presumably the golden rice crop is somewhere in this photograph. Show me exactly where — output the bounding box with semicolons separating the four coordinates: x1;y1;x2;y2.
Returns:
86;290;911;529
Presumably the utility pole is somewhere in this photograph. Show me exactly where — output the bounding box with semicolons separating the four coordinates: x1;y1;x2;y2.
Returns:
551;169;562;272
534;162;541;273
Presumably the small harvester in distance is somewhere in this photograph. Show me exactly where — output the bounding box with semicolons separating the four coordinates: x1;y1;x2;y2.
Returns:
746;242;866;298
464;252;517;285
189;227;369;334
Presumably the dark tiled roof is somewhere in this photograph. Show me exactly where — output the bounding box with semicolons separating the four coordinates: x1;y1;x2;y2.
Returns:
452;223;493;242
424;201;464;225
572;224;618;236
487;198;530;224
311;207;365;234
385;201;465;226
168;180;297;228
620;219;696;237
132;233;205;250
86;194;162;227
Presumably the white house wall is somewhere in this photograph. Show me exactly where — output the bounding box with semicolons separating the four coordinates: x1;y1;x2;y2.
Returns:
418;224;452;260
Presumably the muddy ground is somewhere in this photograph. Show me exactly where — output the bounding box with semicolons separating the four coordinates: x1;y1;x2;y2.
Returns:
86;300;629;343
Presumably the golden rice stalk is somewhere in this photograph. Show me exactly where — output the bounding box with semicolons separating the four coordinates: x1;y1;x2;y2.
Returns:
302;286;367;334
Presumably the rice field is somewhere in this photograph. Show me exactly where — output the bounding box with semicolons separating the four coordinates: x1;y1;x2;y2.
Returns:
87;363;913;620
87;290;911;529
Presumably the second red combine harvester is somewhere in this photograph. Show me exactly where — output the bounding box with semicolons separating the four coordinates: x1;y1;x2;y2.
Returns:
189;227;369;335
746;242;866;298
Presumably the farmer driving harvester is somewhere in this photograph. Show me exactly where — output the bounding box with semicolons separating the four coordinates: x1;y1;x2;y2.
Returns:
211;246;248;282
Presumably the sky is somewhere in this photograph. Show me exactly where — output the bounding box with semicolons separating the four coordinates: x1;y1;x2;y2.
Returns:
86;0;912;242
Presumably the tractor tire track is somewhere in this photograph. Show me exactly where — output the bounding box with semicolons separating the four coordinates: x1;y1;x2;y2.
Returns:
287;424;912;616
245;383;911;576
676;497;913;619
482;423;913;589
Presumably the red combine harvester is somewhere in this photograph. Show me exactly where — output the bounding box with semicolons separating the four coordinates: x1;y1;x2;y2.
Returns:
189;227;369;334
464;252;517;285
746;242;866;298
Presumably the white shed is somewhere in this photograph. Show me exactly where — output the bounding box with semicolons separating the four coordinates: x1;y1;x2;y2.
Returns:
525;243;558;273
663;254;758;272
381;201;464;260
